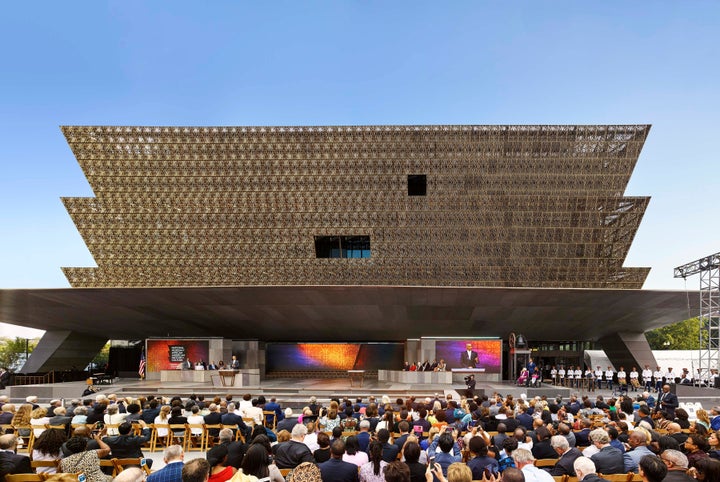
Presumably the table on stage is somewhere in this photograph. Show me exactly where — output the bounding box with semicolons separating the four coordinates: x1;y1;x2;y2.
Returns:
348;370;365;387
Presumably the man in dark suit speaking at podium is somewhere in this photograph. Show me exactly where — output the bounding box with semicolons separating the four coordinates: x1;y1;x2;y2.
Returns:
460;343;479;368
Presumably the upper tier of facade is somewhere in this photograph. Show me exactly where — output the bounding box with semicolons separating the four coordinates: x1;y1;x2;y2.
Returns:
61;124;651;288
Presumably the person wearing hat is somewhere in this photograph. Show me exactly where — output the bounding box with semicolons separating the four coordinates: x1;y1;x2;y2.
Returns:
25;396;39;409
710;406;720;431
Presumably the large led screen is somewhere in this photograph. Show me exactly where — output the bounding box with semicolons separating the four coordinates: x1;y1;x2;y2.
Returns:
146;339;210;372
434;339;502;373
266;343;404;372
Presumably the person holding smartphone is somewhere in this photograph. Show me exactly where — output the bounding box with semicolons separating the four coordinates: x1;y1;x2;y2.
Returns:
60;429;112;482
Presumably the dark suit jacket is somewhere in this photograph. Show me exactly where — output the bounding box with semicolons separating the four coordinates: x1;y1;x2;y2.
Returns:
140;407;160;424
274;440;315;469
276;417;299;433
582;475;612;482
394;434;410;452
590;445;625;475
380;442;400;462
517;413;534;430
221;440;247;468
575;429;592;447
319;458;359;482
103;429;152;459
657;392;679;418
531;440;558;460
357;431;371;452
549;447;582;476
460;350;479;368
662;470;697;482
220;412;250;436
0;451;32;478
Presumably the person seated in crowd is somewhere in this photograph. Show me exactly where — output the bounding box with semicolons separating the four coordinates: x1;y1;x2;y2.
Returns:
638;454;667;482
102;421;153;468
60;431;113;482
588;428;624;475
0;404;14;425
206;445;236;482
319;438;359;482
512;448;554;482
548;435;582;477
0;434;31;479
428;431;462;480
360;440;388;482
32;428;67;474
220;403;251;439
30;406;50;438
572;456;605;482
623;430;654;473
466;434;498;479
274;423;314;469
146;445;184;482
343;434;369;467
314;431;331;463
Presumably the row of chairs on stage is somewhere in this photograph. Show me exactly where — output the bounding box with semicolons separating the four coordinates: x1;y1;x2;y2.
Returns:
546;376;643;392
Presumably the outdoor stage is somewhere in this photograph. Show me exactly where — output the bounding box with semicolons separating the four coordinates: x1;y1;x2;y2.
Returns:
4;376;720;416
2;375;629;407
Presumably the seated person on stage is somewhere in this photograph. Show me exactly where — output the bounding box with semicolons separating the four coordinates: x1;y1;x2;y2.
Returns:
517;368;529;386
530;368;541;387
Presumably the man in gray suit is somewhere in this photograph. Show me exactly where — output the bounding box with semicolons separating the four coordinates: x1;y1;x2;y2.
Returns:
589;429;624;475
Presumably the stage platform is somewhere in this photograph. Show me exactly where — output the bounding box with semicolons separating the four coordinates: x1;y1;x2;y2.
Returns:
6;376;720;409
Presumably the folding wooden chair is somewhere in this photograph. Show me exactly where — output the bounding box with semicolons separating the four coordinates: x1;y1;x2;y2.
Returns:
31;459;62;472
13;425;35;453
535;458;557;468
100;458;120;477
186;423;206;452
598;474;632;482
113;457;152;475
263;410;277;429
150;423;171;452
222;424;245;443
5;475;44;482
169;423;189;448
203;423;223;451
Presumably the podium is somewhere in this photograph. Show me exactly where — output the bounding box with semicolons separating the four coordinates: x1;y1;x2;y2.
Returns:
218;370;237;387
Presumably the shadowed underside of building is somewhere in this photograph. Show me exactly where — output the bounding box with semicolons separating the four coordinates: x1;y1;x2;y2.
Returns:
1;124;691;374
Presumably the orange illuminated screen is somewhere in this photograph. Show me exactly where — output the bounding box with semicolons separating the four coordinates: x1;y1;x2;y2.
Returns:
266;343;404;371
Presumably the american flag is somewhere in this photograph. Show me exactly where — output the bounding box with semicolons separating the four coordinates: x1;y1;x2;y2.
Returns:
138;348;146;379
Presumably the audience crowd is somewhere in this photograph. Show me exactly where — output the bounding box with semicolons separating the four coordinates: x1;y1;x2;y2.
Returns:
0;386;719;482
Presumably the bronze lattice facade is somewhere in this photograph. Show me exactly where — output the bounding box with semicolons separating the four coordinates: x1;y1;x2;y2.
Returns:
61;125;651;289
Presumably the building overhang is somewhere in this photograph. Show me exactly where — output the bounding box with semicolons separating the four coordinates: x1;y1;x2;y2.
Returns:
0;285;695;342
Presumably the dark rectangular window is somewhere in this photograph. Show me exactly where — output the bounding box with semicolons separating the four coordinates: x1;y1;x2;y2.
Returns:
315;236;370;258
408;174;427;196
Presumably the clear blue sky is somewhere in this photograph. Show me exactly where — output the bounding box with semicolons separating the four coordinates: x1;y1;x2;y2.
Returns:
1;2;718;336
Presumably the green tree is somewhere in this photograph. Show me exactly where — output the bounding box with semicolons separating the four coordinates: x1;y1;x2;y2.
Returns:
0;337;37;371
645;317;703;350
90;342;111;370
